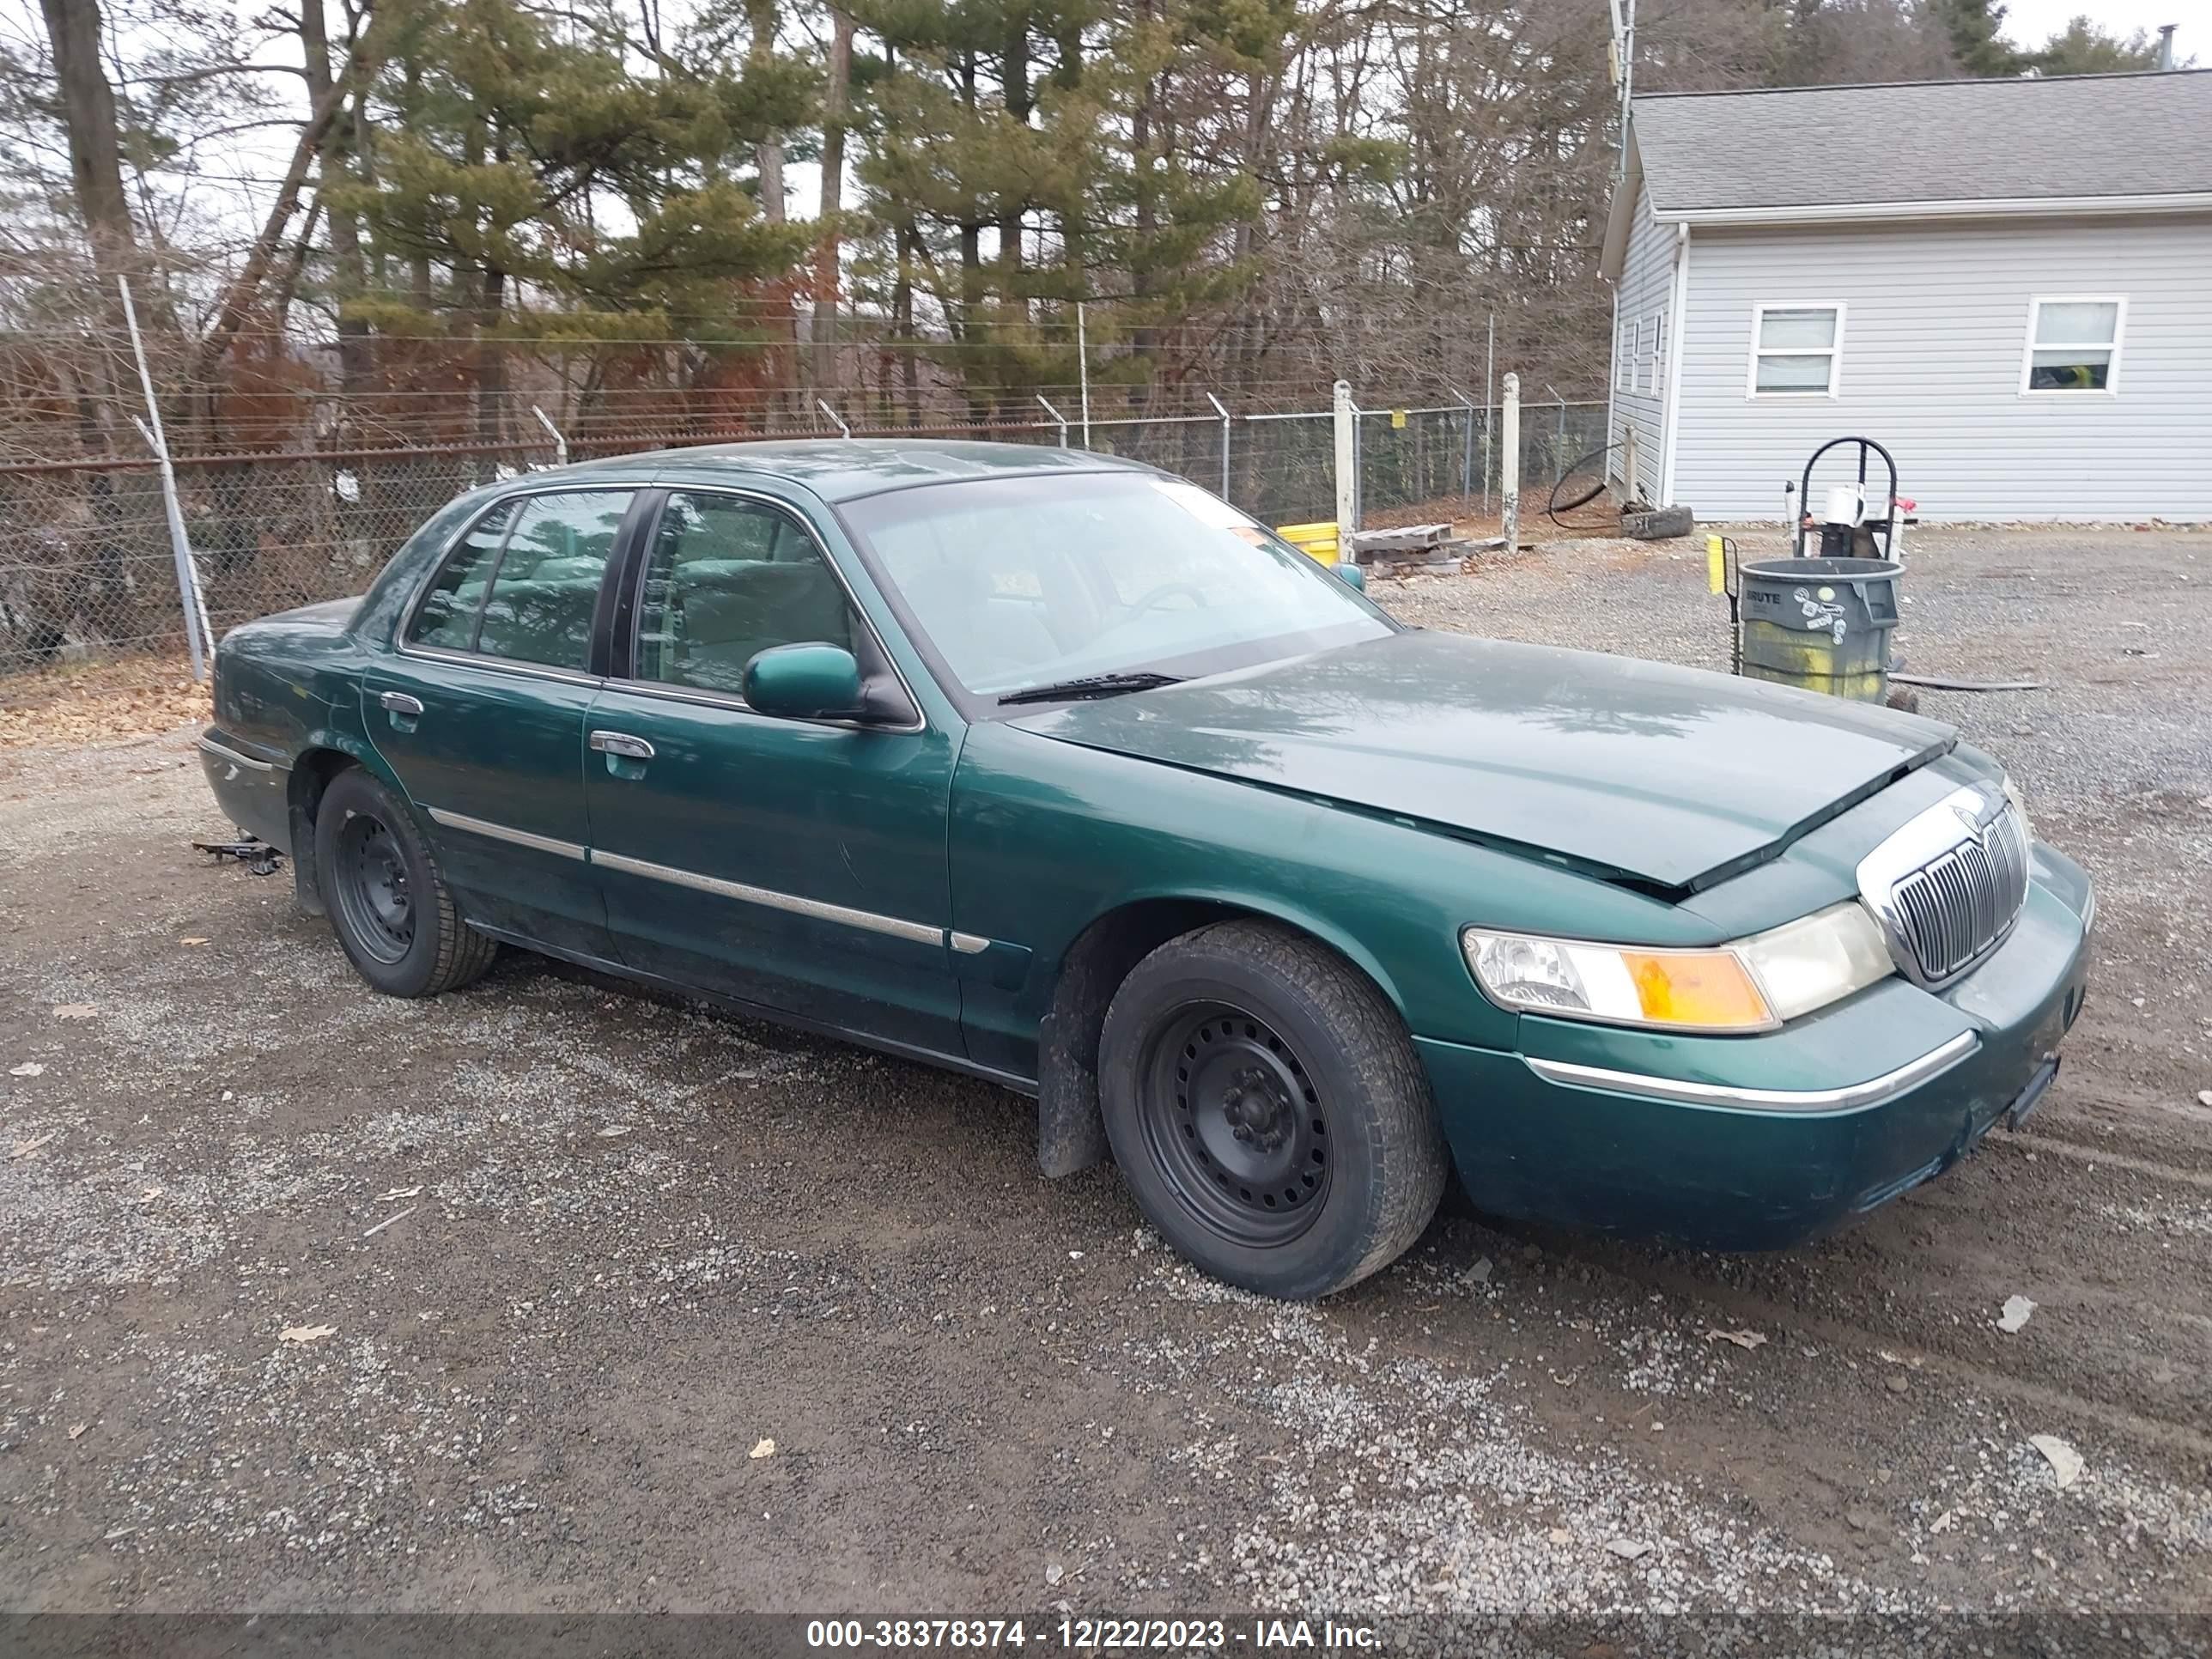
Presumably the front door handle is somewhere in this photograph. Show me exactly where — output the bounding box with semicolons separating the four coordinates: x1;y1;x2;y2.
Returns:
589;730;655;761
378;690;423;732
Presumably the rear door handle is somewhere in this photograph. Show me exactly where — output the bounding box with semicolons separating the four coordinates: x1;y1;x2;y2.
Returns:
379;691;424;716
589;730;655;761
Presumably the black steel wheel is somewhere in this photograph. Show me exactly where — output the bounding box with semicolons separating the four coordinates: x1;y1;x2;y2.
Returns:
1098;919;1448;1300
314;767;499;998
331;811;415;963
1139;1002;1331;1249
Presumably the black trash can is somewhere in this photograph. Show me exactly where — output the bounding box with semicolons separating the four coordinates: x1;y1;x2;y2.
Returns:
1737;556;1901;702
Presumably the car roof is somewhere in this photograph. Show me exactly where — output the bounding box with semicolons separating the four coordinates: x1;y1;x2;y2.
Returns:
549;438;1160;503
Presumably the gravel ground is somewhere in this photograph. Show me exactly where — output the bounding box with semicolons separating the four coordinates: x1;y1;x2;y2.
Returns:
2;527;2209;1629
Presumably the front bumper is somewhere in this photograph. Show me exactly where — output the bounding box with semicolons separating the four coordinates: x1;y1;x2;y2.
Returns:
1418;846;2094;1250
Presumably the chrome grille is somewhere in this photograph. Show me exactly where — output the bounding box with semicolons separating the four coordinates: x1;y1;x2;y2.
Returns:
1857;787;2032;988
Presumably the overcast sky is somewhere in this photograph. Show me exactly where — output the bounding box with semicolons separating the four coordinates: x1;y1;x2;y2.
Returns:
2002;0;2195;58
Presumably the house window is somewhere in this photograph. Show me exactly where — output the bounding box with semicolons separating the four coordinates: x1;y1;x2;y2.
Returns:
1747;304;1843;398
1617;320;1635;393
1647;312;1665;395
2023;297;2124;393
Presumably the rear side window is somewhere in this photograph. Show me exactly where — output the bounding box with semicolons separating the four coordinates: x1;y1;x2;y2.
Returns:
475;491;633;670
406;489;632;671
407;501;514;651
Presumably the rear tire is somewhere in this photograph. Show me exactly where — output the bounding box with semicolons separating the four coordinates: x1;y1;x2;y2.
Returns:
1097;920;1446;1299
314;767;498;998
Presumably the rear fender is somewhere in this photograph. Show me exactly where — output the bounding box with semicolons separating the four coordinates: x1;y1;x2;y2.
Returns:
285;706;408;916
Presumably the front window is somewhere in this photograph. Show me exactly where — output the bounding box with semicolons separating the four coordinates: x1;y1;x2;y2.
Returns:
840;473;1392;704
630;491;857;696
1748;304;1843;397
2023;297;2124;393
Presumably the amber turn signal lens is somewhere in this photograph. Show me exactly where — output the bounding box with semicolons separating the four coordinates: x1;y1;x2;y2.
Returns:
1620;951;1773;1030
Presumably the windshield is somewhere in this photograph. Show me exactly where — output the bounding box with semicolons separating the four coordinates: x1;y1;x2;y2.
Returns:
839;471;1393;702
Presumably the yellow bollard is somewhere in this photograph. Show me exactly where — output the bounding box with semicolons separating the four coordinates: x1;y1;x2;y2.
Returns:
1706;533;1726;595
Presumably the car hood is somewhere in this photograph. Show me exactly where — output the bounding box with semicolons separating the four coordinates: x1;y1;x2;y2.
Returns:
1005;629;1954;890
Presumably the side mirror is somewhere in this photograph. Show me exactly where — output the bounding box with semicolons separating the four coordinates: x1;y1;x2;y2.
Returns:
1335;562;1366;592
744;643;866;720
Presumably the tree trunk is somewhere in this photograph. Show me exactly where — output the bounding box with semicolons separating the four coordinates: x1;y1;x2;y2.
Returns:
301;0;373;400
193;23;380;384
39;0;138;293
747;0;786;222
811;8;854;391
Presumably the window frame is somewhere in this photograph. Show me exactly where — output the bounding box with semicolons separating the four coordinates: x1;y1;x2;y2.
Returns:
2020;295;2126;398
1646;309;1666;396
1745;302;1845;400
398;483;646;686
1616;320;1635;393
607;483;926;733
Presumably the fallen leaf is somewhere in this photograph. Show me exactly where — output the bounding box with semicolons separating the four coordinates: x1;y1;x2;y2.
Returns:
1700;1328;1766;1351
596;1126;630;1139
1603;1538;1651;1560
750;1437;776;1459
10;1133;55;1158
279;1324;337;1345
179;937;210;946
1466;1255;1493;1285
1547;1527;1574;1546
375;1186;423;1202
1996;1295;2037;1334
2028;1434;2082;1490
1044;1563;1065;1586
9;1062;46;1078
52;1005;96;1020
68;1422;88;1441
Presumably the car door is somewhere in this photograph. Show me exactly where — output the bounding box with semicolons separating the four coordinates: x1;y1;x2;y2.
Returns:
581;485;964;1055
362;485;643;959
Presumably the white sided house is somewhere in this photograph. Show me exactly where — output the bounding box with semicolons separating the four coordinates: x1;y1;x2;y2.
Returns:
1600;70;2212;523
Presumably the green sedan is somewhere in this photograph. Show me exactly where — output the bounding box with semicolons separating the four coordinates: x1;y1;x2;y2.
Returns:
199;441;2093;1298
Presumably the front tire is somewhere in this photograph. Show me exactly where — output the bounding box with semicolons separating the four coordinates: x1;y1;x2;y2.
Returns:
314;767;498;998
1097;921;1447;1299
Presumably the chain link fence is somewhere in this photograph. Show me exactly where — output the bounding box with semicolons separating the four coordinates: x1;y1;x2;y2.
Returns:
1353;399;1608;525
0;359;1602;677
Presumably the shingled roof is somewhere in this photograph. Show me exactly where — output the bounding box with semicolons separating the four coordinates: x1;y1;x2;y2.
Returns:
1601;70;2212;276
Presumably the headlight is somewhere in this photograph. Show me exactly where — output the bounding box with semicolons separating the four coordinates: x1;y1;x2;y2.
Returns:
2001;773;2036;845
1462;902;1893;1033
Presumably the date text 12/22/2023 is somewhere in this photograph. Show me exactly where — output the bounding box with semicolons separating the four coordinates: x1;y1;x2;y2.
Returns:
803;1618;1382;1650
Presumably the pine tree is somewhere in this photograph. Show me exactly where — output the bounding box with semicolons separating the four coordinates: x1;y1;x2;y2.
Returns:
332;0;817;352
2032;17;2167;76
1934;0;2026;78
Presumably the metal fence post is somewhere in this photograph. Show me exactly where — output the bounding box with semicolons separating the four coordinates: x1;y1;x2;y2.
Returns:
1500;373;1521;553
1077;302;1092;447
1483;313;1497;514
1204;392;1231;501
118;276;211;680
531;404;568;467
1036;394;1070;447
1451;387;1476;504
1332;380;1357;535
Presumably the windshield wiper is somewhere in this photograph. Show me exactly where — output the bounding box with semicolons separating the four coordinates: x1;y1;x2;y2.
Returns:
997;671;1186;707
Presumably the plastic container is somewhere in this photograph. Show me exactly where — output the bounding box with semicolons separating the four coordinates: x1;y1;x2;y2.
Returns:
1274;520;1340;566
1737;556;1901;702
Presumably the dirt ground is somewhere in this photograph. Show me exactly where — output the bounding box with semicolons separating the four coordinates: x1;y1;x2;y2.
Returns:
2;527;2209;1627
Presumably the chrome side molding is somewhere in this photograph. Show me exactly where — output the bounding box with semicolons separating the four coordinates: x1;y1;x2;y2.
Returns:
1525;1030;1979;1114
